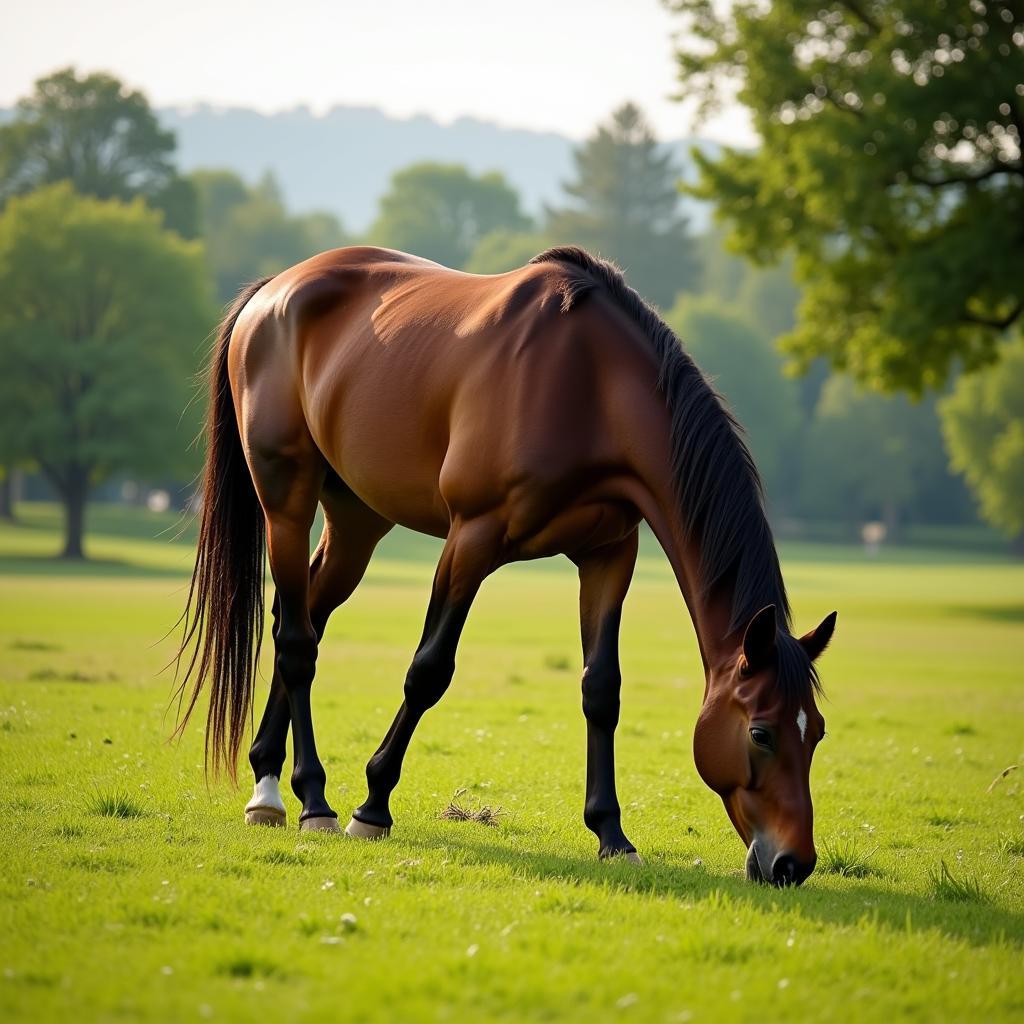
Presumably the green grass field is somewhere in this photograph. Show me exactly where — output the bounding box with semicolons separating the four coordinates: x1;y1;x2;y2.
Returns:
1;505;1022;1022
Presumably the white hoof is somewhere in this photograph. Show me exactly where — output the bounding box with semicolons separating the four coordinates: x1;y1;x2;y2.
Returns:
244;806;287;827
624;850;644;865
345;817;391;840
299;816;342;833
245;775;287;827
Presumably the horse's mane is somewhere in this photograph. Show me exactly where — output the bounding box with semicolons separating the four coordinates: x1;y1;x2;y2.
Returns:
529;246;819;700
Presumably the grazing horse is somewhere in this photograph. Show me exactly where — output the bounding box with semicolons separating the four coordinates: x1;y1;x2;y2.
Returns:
176;245;836;886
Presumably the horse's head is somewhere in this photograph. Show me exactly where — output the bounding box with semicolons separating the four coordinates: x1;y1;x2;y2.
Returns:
693;604;836;886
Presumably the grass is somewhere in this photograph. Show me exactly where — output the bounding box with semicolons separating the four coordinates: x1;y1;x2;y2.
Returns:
0;505;1023;1022
818;837;878;879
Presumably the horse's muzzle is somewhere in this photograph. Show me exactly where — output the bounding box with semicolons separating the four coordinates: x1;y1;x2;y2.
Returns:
746;839;816;886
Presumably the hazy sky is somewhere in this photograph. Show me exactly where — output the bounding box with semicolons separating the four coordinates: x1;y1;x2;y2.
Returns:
2;0;754;144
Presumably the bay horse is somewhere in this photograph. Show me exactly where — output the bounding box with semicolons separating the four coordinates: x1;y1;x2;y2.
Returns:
176;245;836;886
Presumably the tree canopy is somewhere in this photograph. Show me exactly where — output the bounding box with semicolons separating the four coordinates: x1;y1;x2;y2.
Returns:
0;66;199;237
668;1;1024;393
0;184;213;557
190;170;347;301
546;102;699;308
367;162;529;269
940;336;1024;541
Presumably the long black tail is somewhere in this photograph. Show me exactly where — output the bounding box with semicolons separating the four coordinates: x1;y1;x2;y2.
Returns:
174;277;273;780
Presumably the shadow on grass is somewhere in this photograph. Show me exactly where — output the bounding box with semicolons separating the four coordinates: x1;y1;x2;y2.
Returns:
944;603;1024;624
0;554;189;579
415;834;1024;950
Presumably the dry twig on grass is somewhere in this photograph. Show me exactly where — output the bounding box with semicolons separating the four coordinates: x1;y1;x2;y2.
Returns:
986;765;1019;793
440;788;504;827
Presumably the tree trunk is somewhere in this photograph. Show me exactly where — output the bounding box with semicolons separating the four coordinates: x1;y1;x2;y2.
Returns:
62;472;88;559
0;468;13;522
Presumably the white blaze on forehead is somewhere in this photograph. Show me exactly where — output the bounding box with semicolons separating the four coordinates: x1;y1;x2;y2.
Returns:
796;707;808;743
246;774;286;814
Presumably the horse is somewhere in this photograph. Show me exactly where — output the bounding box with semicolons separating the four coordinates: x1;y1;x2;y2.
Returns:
175;244;836;886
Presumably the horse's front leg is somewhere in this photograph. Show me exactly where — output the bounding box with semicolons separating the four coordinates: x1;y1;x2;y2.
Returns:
346;516;503;839
573;531;641;862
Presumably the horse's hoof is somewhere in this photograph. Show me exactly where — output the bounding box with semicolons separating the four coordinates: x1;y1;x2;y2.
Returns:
244;807;286;827
345;817;391;840
299;816;342;833
600;847;643;865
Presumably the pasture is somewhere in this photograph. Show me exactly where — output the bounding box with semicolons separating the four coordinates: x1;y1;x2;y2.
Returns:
1;506;1022;1022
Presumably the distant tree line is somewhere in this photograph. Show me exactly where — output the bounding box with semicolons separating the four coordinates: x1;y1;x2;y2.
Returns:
0;64;1019;556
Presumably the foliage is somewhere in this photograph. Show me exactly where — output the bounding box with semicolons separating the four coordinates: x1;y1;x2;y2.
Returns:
666;295;800;494
190;170;347;302
0;66;199;237
797;376;972;531
546;103;699;308
0;512;1022;1020
463;229;554;274
667;1;1024;392
367;162;529;269
940;335;1024;538
0;184;213;556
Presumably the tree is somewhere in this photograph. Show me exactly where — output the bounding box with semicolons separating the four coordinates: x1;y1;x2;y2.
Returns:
546;103;699;308
0;184;213;558
0;67;199;237
191;169;347;301
665;296;800;496
463;229;554;274
940;336;1024;546
367;162;529;268
668;1;1024;392
796;377;964;533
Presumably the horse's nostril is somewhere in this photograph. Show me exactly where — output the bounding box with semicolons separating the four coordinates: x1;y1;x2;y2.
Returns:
771;854;799;886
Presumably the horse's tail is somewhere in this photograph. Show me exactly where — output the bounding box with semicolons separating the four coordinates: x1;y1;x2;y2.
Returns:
173;276;274;780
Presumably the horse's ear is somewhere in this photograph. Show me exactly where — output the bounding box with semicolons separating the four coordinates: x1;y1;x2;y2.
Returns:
741;604;778;671
799;611;837;662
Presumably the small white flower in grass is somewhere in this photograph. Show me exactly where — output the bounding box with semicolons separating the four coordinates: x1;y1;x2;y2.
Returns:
363;897;372;906
321;880;335;891
616;993;638;1009
340;913;358;932
778;978;790;990
320;936;342;945
160;966;173;976
730;990;741;1002
466;944;479;957
198;1004;213;1019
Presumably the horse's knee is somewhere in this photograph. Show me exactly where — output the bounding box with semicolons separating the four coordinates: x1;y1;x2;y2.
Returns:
581;661;621;732
403;645;455;713
276;627;317;689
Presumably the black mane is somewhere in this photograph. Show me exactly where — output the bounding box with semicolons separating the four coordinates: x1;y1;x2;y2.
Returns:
530;246;818;699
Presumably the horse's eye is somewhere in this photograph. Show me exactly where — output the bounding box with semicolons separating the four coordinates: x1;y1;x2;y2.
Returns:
750;727;774;751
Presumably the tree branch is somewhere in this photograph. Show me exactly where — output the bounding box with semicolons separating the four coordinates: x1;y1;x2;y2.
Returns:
961;301;1023;331
838;0;881;34
910;163;1023;188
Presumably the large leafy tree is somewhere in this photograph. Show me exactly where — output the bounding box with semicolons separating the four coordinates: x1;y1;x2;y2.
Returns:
940;337;1024;545
367;162;529;269
667;1;1024;392
191;170;347;301
546;102;699;308
0;67;198;237
0;184;213;558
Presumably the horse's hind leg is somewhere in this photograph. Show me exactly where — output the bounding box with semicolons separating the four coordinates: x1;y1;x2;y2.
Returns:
347;516;503;839
245;487;391;826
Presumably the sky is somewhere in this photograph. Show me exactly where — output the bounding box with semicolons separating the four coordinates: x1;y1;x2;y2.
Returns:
1;0;755;144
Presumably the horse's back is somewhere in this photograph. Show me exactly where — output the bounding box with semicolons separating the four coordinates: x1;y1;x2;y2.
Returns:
231;246;661;542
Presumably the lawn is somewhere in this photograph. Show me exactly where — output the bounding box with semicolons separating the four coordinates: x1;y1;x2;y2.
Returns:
1;505;1022;1022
